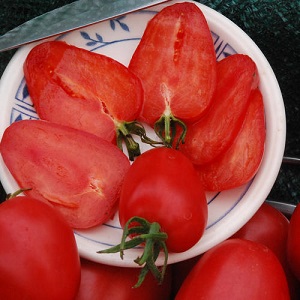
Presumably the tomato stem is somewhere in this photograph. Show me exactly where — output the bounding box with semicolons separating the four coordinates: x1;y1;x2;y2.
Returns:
117;121;163;161
97;216;168;288
6;188;32;200
154;114;187;148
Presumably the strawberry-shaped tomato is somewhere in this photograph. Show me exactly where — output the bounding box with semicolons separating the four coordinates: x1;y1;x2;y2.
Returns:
129;3;217;147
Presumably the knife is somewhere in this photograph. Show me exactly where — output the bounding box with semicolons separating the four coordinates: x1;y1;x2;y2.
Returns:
0;0;170;53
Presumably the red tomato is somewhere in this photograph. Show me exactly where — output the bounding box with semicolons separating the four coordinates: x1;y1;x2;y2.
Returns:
129;3;216;145
175;239;290;300
232;202;300;299
119;147;208;253
0;119;130;228
196;88;265;191
24;41;144;158
75;258;172;300
180;54;259;165
0;196;80;300
287;203;300;281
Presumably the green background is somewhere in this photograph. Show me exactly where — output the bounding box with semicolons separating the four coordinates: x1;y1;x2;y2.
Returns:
0;0;299;205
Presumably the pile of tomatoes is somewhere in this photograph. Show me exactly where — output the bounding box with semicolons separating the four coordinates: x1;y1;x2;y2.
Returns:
0;2;297;299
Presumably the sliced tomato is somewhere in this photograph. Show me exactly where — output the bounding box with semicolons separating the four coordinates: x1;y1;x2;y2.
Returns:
196;88;265;191
129;3;216;145
180;54;259;165
23;41;144;159
0;119;130;228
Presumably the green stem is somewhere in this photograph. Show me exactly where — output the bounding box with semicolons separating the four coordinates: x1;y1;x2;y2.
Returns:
97;216;168;287
154;114;187;149
116;121;163;161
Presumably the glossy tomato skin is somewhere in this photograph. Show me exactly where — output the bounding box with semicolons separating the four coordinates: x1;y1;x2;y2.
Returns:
0;196;80;300
232;202;300;299
0;119;130;228
24;41;143;143
75;258;172;300
287;203;300;281
196;88;265;191
129;2;216;125
175;239;290;300
119;147;208;253
180;54;259;166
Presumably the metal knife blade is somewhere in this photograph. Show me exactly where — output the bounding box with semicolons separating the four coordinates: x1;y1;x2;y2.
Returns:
0;0;170;53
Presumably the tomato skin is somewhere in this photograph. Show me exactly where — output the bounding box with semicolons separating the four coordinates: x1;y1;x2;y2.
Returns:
287;203;300;281
175;239;290;300
75;258;172;300
0;196;80;300
180;54;259;165
196;88;265;191
24;41;143;143
0;119;130;228
129;3;216;125
119;147;208;253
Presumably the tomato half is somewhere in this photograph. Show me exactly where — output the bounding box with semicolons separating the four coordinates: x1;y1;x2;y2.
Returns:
0;196;80;300
129;2;216;145
196;88;265;191
180;54;259;165
75;258;172;300
287;203;300;281
175;239;290;300
24;41;145;158
0;119;130;228
119;147;208;254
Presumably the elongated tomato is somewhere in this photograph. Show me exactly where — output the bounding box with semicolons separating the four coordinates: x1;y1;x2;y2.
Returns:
180;54;259;165
0;120;130;228
23;41;143;153
197;88;265;191
129;3;216;145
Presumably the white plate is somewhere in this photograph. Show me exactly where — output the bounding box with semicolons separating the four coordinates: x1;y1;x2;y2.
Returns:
0;0;285;267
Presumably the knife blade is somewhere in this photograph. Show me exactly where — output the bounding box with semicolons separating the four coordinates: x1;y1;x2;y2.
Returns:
0;0;170;53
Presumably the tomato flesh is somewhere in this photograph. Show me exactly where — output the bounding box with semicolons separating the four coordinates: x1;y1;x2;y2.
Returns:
23;41;143;143
119;147;208;253
180;54;259;165
196;88;265;191
129;2;216;125
0;119;130;228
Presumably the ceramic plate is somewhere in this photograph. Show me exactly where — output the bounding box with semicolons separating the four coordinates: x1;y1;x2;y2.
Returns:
0;0;285;266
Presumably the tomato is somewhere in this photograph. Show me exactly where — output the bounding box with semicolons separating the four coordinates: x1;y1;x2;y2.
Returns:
196;88;265;191
75;258;172;300
24;41;145;159
180;54;259;165
129;3;216;146
232;202;300;299
119;147;207;253
0;119;130;228
287;203;300;281
175;239;290;300
0;196;80;300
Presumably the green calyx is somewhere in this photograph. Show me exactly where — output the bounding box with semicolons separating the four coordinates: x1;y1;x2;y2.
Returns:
116;121;163;161
97;216;168;288
154;113;187;149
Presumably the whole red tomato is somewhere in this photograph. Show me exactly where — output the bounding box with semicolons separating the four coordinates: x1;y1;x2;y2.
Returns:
287;202;300;281
75;258;172;300
119;147;208;254
232;202;300;299
0;196;80;300
175;239;290;299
